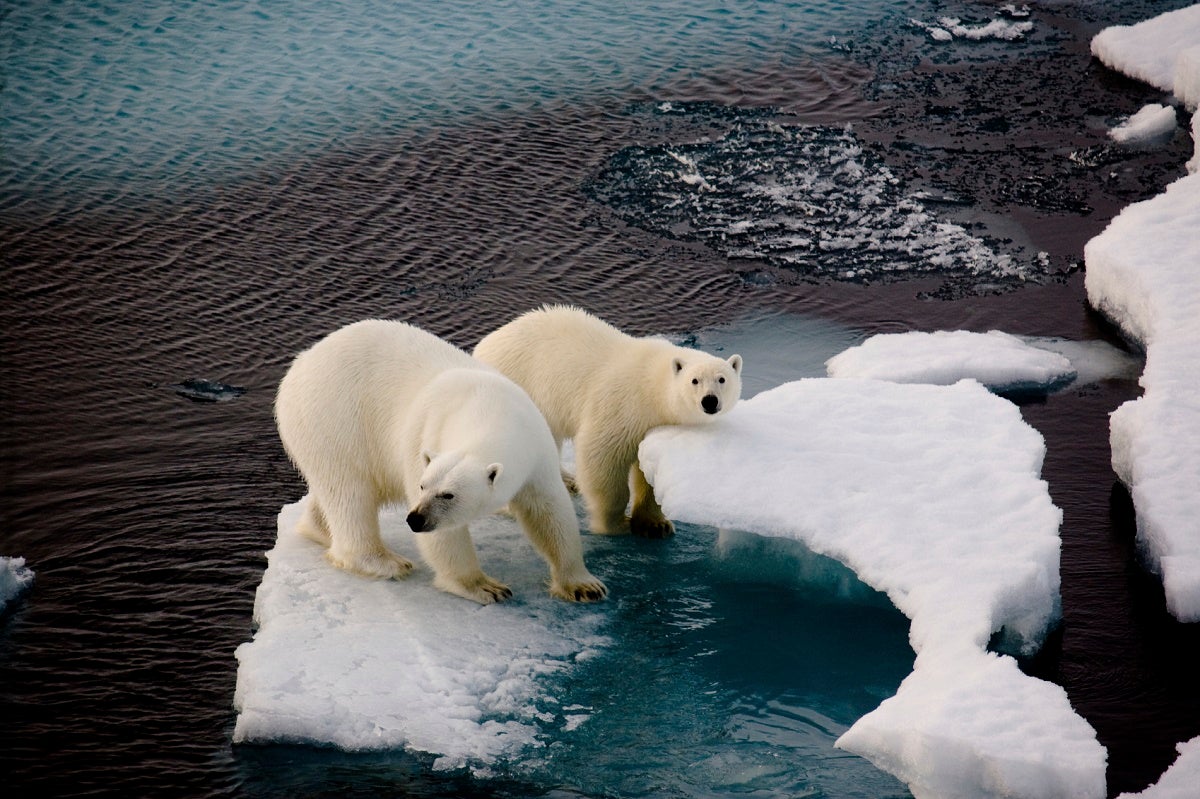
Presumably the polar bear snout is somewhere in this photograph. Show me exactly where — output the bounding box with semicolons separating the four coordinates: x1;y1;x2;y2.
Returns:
702;394;720;414
406;509;431;533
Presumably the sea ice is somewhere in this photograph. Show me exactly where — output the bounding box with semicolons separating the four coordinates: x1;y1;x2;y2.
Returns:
1116;736;1200;799
233;504;611;771
911;13;1034;43
825;329;1077;394
640;378;1106;799
1084;171;1200;623
0;557;35;613
1109;103;1178;145
1091;5;1200;109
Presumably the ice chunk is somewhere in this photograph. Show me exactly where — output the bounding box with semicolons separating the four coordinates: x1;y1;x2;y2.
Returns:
1085;172;1200;623
0;557;35;613
911;14;1034;43
1091;6;1200;110
639;378;1106;798
232;503;610;771
1109;104;1177;144
1117;736;1200;799
825;330;1077;394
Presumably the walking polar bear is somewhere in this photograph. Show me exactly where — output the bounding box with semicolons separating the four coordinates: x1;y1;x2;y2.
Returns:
474;305;742;538
275;319;607;605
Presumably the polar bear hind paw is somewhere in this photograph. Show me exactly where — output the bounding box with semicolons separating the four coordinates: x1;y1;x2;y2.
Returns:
630;514;675;539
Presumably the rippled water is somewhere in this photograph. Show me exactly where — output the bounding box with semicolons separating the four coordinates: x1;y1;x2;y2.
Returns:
3;0;1200;797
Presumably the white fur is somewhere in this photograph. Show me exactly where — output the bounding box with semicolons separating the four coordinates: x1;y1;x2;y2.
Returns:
474;305;742;537
275;319;606;605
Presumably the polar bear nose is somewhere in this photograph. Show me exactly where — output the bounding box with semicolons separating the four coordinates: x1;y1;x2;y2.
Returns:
702;394;719;414
406;510;428;533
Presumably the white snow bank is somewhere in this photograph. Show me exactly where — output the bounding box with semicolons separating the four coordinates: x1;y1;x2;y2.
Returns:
1117;736;1200;799
233;503;610;771
825;330;1076;392
640;378;1106;799
0;557;34;612
1091;5;1200;110
1110;103;1178;144
1084;171;1200;623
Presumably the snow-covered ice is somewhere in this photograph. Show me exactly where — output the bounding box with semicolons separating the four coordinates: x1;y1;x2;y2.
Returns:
0;557;34;613
233;505;610;771
640;378;1106;799
1109;103;1178;145
1117;736;1200;799
911;13;1034;43
1091;5;1200;110
825;330;1077;393
1084;171;1200;623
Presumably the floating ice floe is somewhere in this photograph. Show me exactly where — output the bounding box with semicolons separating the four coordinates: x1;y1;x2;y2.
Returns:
1109;103;1178;145
825;329;1077;394
640;378;1106;799
911;13;1034;43
1116;735;1200;799
0;557;35;613
233;503;611;771
1084;171;1200;623
1091;5;1200;110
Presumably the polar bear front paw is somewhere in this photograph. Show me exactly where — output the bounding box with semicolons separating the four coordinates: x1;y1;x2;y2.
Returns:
552;575;608;603
439;574;513;605
327;548;414;580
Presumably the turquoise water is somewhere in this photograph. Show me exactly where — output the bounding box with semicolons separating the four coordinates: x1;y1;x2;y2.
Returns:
2;0;909;203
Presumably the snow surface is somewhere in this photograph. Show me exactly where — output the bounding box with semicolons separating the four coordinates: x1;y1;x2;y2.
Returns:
1109;103;1178;144
640;378;1106;799
1116;736;1200;799
1084;171;1200;623
0;557;34;613
825;330;1077;393
233;503;610;770
1091;5;1200;110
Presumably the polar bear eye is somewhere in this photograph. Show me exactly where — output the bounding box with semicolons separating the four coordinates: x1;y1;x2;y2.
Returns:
719;377;725;384
438;492;455;501
691;378;699;385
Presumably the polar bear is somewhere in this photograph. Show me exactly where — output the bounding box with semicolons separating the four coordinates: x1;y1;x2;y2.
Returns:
474;305;742;538
275;319;607;605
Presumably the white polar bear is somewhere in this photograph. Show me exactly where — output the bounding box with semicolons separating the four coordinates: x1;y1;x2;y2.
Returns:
474;305;742;538
274;319;607;605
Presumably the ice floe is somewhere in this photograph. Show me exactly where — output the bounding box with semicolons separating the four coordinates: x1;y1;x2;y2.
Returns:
825;330;1077;394
0;557;34;613
911;11;1034;43
1109;103;1178;145
1084;171;1200;623
640;378;1106;799
1117;735;1200;799
1091;5;1200;110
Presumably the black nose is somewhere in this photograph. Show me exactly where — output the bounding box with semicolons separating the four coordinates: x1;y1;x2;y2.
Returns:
406;511;427;532
702;394;719;414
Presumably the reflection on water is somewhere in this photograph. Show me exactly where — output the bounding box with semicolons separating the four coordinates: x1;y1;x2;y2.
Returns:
3;0;1200;796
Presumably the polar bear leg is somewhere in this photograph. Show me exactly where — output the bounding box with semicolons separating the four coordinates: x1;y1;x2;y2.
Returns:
296;498;332;546
413;525;512;604
511;485;607;602
321;492;414;579
629;462;675;539
575;426;634;535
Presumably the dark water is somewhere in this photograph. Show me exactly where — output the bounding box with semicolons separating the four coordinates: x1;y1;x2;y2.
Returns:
3;0;1199;796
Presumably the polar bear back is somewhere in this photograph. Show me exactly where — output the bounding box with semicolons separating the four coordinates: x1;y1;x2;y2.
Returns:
276;319;478;494
473;305;670;440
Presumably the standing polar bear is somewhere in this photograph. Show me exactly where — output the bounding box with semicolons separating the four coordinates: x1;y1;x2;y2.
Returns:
474;305;742;538
275;319;607;605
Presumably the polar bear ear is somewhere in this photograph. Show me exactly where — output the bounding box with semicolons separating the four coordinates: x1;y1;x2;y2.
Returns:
728;354;742;373
673;357;685;375
486;463;503;485
421;450;434;466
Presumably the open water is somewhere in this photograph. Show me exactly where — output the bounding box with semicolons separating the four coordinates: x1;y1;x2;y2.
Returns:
3;0;1199;796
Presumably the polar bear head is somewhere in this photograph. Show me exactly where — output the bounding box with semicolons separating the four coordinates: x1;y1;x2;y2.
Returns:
406;451;503;533
669;351;743;424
